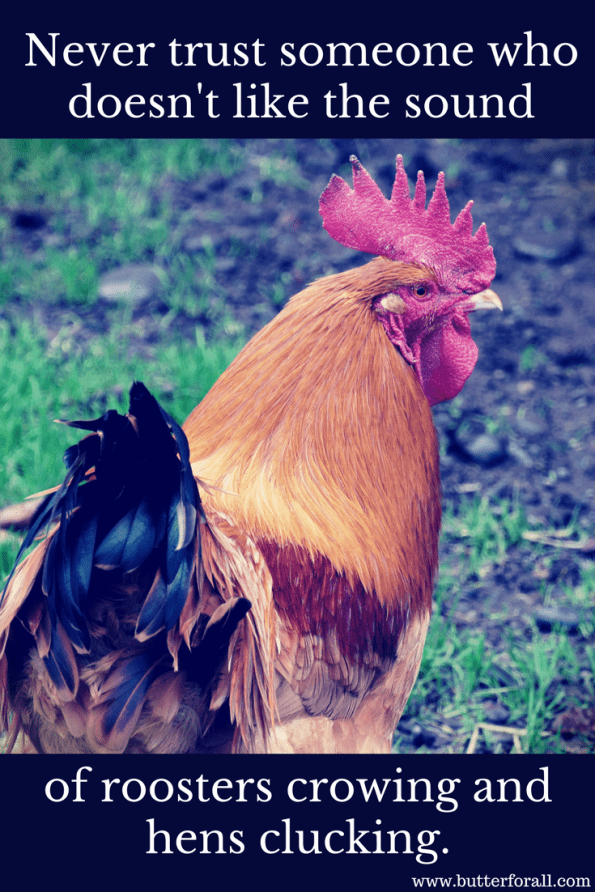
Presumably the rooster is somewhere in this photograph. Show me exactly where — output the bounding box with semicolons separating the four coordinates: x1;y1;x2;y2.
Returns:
0;154;501;754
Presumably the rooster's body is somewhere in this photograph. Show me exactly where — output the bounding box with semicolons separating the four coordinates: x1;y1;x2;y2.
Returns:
0;154;501;753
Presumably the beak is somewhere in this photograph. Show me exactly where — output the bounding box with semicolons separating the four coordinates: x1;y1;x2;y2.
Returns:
468;288;503;311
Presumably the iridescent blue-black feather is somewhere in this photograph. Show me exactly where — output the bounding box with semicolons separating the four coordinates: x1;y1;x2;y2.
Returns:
1;382;201;698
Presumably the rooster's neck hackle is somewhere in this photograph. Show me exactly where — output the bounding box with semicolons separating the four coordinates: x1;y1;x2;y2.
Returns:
185;258;441;615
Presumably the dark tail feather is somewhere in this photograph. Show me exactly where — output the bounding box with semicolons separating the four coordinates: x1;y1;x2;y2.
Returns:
2;381;203;693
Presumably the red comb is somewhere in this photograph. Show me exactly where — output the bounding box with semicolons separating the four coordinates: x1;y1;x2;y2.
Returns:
319;154;496;292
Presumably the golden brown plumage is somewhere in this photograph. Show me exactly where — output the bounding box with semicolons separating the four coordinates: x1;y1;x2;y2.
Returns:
0;154;501;754
184;257;441;752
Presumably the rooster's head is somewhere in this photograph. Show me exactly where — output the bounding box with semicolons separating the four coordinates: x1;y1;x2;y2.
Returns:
320;154;502;406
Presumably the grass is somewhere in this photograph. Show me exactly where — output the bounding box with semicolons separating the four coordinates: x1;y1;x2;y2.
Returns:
1;138;593;755
0;137;246;576
398;491;594;753
0;138;244;319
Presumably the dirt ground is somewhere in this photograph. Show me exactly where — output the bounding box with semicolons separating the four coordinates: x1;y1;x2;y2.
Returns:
4;137;595;752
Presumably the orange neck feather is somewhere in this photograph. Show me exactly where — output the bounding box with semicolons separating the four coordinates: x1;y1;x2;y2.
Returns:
184;257;441;613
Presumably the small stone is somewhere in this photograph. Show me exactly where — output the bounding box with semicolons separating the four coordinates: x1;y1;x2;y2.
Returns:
216;257;237;274
411;723;436;748
513;201;579;262
484;701;510;725
550;158;569;179
515;412;548;437
548;336;591;367
99;264;163;303
534;605;580;632
448;418;508;467
517;380;535;396
466;433;508;467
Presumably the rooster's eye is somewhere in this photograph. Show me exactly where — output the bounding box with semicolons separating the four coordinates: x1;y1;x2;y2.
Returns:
413;285;428;299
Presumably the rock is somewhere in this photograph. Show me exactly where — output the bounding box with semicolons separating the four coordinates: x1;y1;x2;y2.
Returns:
534;605;580;633
484;701;510;725
547;336;592;367
515;411;548;437
513;199;579;262
396;719;436;748
448;416;509;467
216;256;238;274
465;433;508;467
411;723;436;748
98;264;164;303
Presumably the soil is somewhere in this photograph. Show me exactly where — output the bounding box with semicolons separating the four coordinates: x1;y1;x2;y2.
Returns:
4;137;595;753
